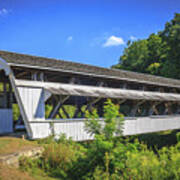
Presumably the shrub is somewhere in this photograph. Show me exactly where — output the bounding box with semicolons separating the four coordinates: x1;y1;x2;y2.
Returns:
19;100;180;180
69;99;125;179
39;135;86;179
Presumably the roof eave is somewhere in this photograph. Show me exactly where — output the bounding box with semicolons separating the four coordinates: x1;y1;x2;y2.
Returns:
8;62;180;89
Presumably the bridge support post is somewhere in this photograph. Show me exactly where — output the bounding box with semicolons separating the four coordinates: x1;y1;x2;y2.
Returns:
148;102;161;116
130;100;145;117
163;102;173;115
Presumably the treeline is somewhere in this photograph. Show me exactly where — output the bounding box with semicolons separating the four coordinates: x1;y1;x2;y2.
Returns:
112;13;180;79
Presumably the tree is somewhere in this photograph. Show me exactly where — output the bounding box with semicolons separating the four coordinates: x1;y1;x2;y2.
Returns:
113;13;180;79
159;13;180;78
113;39;149;73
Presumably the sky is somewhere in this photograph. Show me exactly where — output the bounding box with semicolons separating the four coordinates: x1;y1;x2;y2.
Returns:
0;0;180;68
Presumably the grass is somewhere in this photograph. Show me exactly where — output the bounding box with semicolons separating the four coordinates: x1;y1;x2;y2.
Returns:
0;130;176;156
0;137;38;155
0;137;58;180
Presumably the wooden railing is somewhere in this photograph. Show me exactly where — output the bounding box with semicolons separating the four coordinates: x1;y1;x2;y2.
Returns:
27;115;180;140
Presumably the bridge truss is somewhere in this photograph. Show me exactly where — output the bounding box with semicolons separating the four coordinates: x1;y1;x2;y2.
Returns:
1;50;180;140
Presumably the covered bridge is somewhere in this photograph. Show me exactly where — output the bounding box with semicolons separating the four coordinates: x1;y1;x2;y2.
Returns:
1;50;180;140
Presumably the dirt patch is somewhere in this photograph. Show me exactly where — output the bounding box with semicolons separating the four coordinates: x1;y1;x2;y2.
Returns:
0;146;43;167
0;163;33;180
0;137;38;156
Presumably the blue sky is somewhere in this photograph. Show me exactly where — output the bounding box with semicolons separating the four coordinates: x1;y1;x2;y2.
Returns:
0;0;180;67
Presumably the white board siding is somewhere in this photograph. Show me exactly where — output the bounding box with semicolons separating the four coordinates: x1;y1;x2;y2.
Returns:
29;120;93;140
30;123;51;138
17;87;45;121
0;109;13;134
28;115;180;140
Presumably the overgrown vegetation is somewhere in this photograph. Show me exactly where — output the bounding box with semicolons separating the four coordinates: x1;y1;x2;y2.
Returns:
17;100;180;180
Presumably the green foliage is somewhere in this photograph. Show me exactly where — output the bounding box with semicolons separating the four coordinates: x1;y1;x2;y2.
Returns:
113;13;180;79
0;83;3;92
41;143;77;178
85;108;101;135
125;150;162;180
85;99;124;140
146;62;161;75
19;156;40;173
114;39;149;73
103;99;124;139
176;132;180;143
85;99;124;161
113;34;167;76
19;100;180;180
12;104;20;121
45;104;78;119
37;135;56;145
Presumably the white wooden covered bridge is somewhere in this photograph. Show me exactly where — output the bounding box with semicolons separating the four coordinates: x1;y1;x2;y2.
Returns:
1;50;180;140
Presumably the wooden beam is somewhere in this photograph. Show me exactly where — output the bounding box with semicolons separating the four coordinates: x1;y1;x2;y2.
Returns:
142;85;148;91
16;71;29;78
163;102;173;115
9;83;13;108
148;102;161;116
85;97;101;112
118;99;126;105
122;83;127;89
73;105;82;118
176;103;180;114
130;100;145;116
31;72;38;81
58;111;63;119
97;81;104;87
148;87;164;115
3;82;7;108
40;72;44;81
158;87;164;93
69;77;76;84
48;96;69;119
15;79;180;102
61;106;70;118
97;101;104;117
172;88;177;93
102;82;108;87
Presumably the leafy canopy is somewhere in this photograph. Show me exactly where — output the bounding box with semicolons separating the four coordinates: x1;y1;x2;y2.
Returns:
113;13;180;79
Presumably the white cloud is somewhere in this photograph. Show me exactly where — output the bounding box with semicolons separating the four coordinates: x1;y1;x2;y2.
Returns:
103;35;125;47
130;36;137;41
0;8;9;16
67;36;73;41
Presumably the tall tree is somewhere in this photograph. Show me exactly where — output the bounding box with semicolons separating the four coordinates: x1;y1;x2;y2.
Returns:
159;13;180;78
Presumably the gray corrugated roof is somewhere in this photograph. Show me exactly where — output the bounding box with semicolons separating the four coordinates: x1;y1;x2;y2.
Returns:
1;50;180;88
